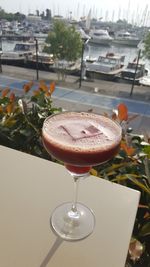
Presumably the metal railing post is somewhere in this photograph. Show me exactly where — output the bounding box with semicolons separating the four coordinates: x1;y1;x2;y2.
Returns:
34;37;39;80
79;38;90;88
130;49;141;96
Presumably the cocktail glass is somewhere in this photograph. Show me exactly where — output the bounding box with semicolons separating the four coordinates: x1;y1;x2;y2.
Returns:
42;112;122;241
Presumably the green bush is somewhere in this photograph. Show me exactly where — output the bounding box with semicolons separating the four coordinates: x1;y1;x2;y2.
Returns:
0;80;61;159
0;89;149;266
91;104;150;266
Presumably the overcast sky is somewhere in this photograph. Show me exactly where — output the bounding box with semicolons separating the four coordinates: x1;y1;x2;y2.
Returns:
0;0;150;24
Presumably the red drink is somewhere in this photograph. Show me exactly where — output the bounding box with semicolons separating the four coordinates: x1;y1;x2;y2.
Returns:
42;112;122;240
42;112;122;174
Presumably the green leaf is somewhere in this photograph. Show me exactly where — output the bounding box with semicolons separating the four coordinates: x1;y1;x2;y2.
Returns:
128;177;150;194
142;146;150;159
2;117;17;127
112;173;141;182
112;173;150;194
139;222;150;237
43;20;82;61
19;129;33;137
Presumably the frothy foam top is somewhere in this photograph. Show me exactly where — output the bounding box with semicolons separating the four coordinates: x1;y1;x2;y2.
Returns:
42;112;122;152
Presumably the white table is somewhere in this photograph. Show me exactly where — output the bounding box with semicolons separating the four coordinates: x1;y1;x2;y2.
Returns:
0;145;140;267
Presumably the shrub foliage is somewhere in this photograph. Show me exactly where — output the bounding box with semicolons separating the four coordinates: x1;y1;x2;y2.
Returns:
0;88;149;266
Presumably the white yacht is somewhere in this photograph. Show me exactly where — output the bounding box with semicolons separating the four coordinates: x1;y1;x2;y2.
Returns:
113;31;140;47
121;61;147;83
1;42;36;66
27;52;54;71
76;28;90;41
89;29;113;46
139;74;150;86
86;53;125;81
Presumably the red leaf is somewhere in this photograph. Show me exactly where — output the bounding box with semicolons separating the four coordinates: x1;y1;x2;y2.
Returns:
6;103;14;114
9;92;15;102
121;142;135;156
117;103;128;121
39;81;48;92
1;88;10;97
50;81;55;95
23;81;34;93
33;90;40;96
0;105;3;113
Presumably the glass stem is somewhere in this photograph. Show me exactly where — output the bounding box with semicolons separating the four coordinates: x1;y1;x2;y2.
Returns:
71;176;80;212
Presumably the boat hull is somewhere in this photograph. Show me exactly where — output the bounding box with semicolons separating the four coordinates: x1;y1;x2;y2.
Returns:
1;58;80;76
89;38;112;46
26;60;53;71
120;63;147;84
112;38;140;47
139;76;150;86
1;58;25;67
86;69;122;81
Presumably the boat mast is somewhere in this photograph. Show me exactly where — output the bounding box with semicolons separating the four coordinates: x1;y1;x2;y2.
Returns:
126;0;130;24
117;7;121;21
140;5;148;27
111;10;115;23
76;2;80;20
143;5;149;27
135;4;139;26
85;9;91;32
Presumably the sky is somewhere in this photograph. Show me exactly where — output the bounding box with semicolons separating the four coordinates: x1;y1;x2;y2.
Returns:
0;0;150;25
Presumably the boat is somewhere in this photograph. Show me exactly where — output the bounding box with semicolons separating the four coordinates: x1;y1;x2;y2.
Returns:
89;29;113;46
113;31;140;47
120;61;147;83
52;59;81;76
86;53;125;81
26;52;54;71
1;42;36;66
76;27;91;41
139;74;150;86
84;55;97;69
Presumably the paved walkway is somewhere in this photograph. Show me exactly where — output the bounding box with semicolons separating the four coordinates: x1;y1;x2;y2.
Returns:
51;88;150;136
52;86;150;117
0;65;150;134
1;65;150;101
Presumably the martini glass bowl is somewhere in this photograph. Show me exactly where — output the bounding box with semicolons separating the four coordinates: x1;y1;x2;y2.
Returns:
42;111;122;241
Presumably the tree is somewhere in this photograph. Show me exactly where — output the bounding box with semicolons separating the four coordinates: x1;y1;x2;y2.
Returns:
0;7;25;21
43;20;82;62
36;10;40;17
40;11;45;20
14;12;26;22
143;32;150;59
45;9;51;20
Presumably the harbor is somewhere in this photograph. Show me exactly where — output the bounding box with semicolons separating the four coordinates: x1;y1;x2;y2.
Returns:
0;8;150;135
1;9;150;87
0;5;150;267
1;40;150;84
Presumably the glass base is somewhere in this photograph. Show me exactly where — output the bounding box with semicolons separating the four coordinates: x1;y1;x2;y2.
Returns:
50;202;95;241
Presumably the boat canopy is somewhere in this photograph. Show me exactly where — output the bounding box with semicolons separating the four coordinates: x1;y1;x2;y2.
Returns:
14;43;35;51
